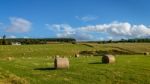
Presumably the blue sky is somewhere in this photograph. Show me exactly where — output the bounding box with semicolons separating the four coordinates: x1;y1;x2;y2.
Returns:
0;0;150;41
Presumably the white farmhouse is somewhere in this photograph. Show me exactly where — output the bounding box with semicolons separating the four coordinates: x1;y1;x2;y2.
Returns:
11;42;21;45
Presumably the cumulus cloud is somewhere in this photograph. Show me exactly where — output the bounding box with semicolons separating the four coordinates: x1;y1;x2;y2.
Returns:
50;24;75;33
47;24;94;41
6;17;32;33
75;15;98;22
81;22;150;38
47;21;150;41
56;31;93;41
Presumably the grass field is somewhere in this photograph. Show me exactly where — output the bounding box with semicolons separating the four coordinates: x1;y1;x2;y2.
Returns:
0;43;150;84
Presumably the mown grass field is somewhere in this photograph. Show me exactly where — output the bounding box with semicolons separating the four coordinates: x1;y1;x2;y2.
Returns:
0;43;150;84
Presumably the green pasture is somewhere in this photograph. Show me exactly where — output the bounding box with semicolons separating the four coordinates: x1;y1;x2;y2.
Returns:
0;43;150;84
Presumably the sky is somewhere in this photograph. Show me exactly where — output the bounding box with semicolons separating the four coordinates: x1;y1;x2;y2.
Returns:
0;0;150;41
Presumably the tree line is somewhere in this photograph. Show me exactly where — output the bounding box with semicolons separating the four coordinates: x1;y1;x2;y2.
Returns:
97;38;150;44
1;35;150;45
0;35;76;45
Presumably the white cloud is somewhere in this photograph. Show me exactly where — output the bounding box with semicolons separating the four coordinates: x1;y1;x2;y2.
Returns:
6;17;32;33
131;25;150;37
81;21;150;38
46;24;75;34
47;21;150;41
76;15;98;22
57;31;93;41
47;24;93;41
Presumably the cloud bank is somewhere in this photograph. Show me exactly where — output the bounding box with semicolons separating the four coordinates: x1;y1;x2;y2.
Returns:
81;22;150;38
47;21;150;41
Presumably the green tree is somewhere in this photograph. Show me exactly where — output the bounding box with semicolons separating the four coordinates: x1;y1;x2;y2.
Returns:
2;35;6;45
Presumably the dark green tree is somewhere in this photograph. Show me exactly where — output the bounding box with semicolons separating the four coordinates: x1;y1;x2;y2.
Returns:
2;35;6;45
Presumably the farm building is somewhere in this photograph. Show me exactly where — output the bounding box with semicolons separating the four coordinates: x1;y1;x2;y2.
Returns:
11;42;21;45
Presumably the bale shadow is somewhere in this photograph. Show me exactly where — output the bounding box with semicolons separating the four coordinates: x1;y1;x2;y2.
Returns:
88;62;103;64
34;67;56;71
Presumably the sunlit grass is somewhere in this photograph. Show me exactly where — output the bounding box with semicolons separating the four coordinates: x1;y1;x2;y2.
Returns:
0;43;150;84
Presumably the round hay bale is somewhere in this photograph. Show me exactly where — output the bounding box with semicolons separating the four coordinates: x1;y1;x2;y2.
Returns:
54;57;69;69
102;54;115;64
144;52;149;55
75;54;80;58
6;57;14;61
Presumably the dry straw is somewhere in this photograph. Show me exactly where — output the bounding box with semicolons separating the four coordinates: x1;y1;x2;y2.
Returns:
5;57;14;61
54;57;69;69
102;54;115;64
56;55;60;58
144;52;149;55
